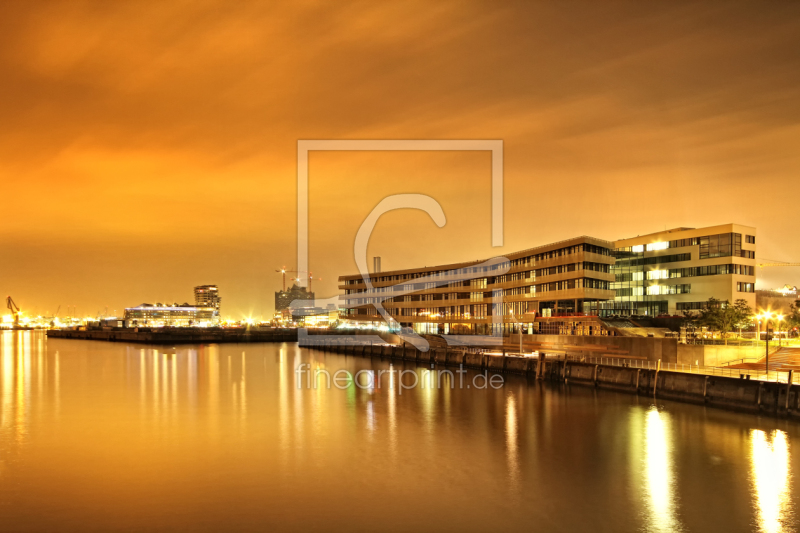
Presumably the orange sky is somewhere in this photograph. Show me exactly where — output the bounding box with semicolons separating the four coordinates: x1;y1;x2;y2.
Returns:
2;1;800;318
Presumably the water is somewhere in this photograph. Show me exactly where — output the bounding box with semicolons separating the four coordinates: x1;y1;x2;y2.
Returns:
0;330;797;532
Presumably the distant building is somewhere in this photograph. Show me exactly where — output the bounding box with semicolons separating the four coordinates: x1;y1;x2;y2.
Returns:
124;303;216;327
275;283;315;314
756;285;799;315
194;285;221;317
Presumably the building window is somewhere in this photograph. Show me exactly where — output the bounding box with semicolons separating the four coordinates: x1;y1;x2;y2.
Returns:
647;270;669;280
669;264;754;278
699;233;742;259
646;284;690;296
677;302;707;311
646;242;669;251
669;237;700;248
737;282;755;293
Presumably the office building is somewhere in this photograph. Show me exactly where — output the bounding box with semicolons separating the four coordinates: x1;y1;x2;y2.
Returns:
339;236;615;335
124;303;217;327
595;224;757;317
194;285;221;317
338;223;759;335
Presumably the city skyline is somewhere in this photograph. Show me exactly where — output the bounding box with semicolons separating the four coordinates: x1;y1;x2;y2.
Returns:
2;1;800;317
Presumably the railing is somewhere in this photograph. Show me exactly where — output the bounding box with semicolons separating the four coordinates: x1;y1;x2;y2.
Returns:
537;312;601;319
685;338;798;348
721;357;761;367
579;356;800;384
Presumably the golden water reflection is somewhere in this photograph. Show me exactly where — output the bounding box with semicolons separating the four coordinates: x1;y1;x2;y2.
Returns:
505;392;520;491
2;331;800;532
631;407;684;533
751;429;794;533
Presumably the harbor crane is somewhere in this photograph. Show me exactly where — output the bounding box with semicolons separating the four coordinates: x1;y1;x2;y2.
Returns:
6;296;21;326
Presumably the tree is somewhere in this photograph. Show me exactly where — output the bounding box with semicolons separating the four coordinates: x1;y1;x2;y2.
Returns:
731;299;754;339
787;299;800;337
696;298;746;344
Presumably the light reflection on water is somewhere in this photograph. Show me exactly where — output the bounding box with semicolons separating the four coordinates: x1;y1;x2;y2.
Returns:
506;392;520;492
0;330;799;532
751;429;794;533
643;407;683;533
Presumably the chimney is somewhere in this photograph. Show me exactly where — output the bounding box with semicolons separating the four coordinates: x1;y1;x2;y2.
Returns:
373;256;382;273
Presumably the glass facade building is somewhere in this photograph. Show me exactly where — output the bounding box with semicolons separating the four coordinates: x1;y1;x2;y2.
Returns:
595;224;757;317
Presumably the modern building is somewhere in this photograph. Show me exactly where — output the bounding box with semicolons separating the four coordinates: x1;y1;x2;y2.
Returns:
275;284;315;314
194;285;221;317
595;224;757;317
338;223;759;335
123;303;217;327
339;236;616;336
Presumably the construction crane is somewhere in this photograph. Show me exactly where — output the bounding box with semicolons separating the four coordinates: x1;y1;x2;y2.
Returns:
275;267;307;292
758;259;800;270
6;296;21;327
293;272;321;292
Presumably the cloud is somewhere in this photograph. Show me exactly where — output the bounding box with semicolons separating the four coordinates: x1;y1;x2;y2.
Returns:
1;0;799;313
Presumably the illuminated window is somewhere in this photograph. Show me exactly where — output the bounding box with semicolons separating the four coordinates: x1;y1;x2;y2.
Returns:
647;270;669;280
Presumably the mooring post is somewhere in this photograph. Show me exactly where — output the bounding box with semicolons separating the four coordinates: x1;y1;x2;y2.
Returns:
538;352;546;380
786;370;793;411
703;376;709;403
653;361;660;397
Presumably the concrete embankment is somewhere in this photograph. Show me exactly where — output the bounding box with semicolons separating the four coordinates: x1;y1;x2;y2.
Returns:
304;336;800;419
47;328;297;344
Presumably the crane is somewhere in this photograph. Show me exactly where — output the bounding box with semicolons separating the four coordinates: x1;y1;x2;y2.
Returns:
758;259;800;269
6;296;21;327
275;267;307;292
293;271;321;292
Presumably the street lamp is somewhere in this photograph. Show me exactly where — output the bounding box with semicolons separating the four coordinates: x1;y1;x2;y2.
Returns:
758;311;774;379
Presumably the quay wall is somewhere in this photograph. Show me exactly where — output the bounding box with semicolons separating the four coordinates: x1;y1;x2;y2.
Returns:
306;331;771;367
519;334;679;363
303;335;800;419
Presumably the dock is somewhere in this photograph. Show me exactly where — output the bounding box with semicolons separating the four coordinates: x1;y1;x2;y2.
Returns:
46;327;298;344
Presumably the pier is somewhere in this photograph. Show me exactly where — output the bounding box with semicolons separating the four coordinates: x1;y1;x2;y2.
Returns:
46;327;297;344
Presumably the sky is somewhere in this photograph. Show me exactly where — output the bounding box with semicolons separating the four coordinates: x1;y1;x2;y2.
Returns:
1;1;800;319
